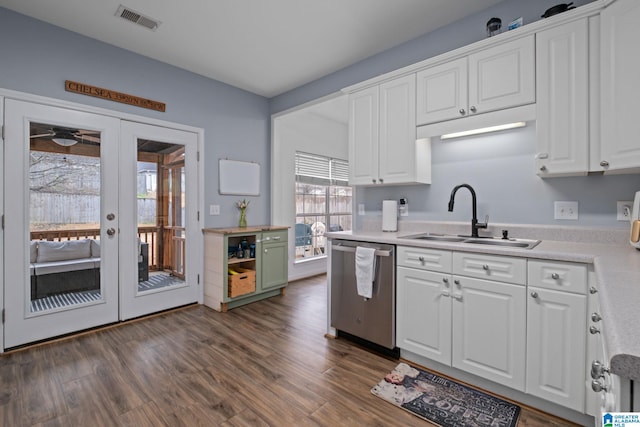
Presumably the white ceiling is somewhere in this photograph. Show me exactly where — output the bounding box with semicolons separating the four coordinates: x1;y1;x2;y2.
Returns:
0;0;504;98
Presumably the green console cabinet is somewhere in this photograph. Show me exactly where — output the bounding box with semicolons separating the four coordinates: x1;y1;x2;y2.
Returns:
260;229;288;292
203;226;289;312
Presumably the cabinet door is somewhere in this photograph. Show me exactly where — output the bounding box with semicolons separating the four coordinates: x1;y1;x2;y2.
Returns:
416;58;468;125
396;267;452;365
526;287;586;411
348;87;379;185
378;75;417;184
468;35;535;115
536;19;590;177
261;241;288;291
599;0;640;172
452;276;526;391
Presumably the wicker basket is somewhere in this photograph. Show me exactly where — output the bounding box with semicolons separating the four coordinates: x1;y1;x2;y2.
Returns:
228;267;256;298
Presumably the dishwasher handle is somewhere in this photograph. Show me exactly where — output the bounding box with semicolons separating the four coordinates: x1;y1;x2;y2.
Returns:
331;244;393;257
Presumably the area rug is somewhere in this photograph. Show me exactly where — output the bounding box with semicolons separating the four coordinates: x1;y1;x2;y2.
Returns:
371;363;520;427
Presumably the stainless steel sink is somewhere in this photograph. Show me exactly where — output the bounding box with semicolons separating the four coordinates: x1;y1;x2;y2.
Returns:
399;233;466;242
399;233;540;249
464;238;540;249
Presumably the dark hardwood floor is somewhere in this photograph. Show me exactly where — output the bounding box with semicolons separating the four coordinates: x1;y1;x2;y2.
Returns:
0;275;582;426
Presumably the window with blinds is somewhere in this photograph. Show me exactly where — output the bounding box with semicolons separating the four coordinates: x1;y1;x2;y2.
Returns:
294;152;352;261
294;152;349;186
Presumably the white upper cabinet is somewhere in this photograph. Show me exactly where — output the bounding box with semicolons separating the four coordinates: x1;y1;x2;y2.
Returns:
416;35;535;126
416;58;467;125
348;86;379;185
468;36;535;115
349;74;430;186
597;0;640;173
535;18;591;177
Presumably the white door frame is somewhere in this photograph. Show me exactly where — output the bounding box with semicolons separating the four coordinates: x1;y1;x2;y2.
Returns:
0;95;5;350
1;88;204;352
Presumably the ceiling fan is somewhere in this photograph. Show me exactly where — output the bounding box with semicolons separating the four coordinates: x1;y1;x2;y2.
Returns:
29;127;100;146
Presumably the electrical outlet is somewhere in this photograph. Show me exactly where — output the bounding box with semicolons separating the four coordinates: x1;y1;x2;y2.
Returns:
358;203;365;215
554;201;578;220
617;201;633;221
399;198;408;217
209;204;220;215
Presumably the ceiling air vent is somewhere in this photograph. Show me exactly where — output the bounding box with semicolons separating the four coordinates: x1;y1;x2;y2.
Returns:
115;5;160;31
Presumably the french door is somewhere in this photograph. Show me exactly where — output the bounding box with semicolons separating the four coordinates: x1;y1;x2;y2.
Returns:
119;121;199;320
3;99;199;348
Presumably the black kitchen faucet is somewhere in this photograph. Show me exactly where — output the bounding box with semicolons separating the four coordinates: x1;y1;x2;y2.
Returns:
448;183;488;238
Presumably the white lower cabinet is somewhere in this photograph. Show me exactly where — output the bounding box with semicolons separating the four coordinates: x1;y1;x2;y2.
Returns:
526;260;588;412
396;266;452;365
397;247;526;391
451;275;526;391
397;247;590;412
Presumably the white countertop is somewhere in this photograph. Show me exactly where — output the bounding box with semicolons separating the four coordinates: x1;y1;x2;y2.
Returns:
326;226;640;381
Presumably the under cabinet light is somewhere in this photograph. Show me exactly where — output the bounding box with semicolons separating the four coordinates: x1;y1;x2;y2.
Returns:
440;122;527;140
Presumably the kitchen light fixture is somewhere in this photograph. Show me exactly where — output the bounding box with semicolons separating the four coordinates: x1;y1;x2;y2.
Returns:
440;122;527;140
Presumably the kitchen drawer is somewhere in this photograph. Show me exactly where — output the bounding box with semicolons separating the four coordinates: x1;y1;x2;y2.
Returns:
528;259;587;295
453;252;526;285
261;229;288;243
397;246;452;273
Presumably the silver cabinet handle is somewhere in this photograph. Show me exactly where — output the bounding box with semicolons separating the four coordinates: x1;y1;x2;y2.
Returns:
442;277;449;284
589;326;600;334
591;360;610;379
452;294;463;301
590;286;598;294
470;106;477;113
106;228;116;236
273;236;281;240
591;313;602;322
454;279;460;285
530;291;539;299
379;178;384;183
536;153;549;160
372;179;376;184
482;264;489;271
418;256;425;263
551;273;560;280
264;249;268;253
539;165;547;172
459;108;466;115
600;160;610;167
591;379;608;393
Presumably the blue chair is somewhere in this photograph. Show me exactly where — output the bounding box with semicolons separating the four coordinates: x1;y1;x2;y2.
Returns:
295;223;312;247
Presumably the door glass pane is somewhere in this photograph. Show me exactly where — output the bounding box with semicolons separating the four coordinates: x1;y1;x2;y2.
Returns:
136;140;186;293
29;122;103;313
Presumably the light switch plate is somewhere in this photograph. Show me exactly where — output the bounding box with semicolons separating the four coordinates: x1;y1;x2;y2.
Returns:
358;203;365;215
554;201;578;220
209;204;220;215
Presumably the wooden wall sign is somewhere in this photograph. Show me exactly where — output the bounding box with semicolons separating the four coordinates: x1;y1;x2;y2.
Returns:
65;80;166;112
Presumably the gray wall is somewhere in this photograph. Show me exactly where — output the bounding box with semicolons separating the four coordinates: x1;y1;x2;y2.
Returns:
359;125;639;228
271;0;640;229
0;7;270;228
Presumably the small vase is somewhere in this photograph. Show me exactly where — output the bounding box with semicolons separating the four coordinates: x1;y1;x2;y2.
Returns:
238;209;247;227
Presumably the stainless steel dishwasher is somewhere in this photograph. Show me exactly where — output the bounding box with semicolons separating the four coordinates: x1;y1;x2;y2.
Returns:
330;239;396;350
